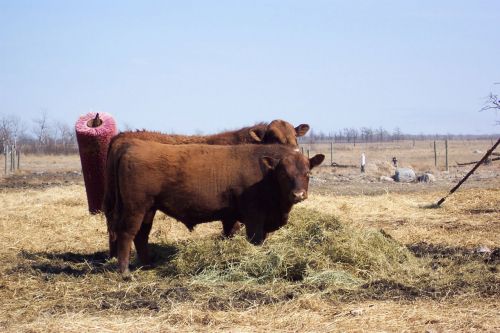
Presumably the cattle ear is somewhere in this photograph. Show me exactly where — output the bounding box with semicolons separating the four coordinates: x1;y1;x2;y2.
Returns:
295;124;310;137
309;154;325;169
260;156;279;171
249;128;265;142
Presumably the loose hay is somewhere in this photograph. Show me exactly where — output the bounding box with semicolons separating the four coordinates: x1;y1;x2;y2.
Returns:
166;208;422;290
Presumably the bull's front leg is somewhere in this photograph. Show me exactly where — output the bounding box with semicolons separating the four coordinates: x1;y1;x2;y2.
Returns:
222;219;242;238
243;213;267;245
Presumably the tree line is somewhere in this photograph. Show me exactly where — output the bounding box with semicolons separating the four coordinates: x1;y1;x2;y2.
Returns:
1;111;77;154
1;111;498;155
299;127;498;145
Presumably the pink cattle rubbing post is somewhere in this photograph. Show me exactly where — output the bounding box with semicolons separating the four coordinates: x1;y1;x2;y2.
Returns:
75;112;117;214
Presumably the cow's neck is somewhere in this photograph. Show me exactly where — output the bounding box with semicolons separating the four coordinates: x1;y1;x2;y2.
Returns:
262;175;293;213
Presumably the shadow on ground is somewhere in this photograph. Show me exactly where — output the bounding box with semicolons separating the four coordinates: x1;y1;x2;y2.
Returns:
16;243;179;277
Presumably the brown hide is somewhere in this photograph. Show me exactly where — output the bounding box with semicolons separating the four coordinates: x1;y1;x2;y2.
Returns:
105;140;324;275
115;123;267;145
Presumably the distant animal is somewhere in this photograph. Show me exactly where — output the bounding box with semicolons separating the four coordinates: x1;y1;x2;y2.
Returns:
104;140;324;276
104;120;310;238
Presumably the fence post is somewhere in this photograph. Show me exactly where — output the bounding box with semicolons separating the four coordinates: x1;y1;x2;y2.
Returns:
17;148;20;170
4;145;8;175
3;145;9;174
307;149;310;159
11;146;15;172
445;139;449;172
434;141;437;168
330;142;333;165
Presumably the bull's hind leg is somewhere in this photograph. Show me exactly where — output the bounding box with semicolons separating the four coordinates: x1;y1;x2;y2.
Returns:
117;213;144;277
134;209;156;266
109;234;118;259
105;209;119;259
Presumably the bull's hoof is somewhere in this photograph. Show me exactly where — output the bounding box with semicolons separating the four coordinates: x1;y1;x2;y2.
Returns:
121;269;132;280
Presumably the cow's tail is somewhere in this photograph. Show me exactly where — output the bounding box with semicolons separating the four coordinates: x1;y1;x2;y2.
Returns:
102;140;124;255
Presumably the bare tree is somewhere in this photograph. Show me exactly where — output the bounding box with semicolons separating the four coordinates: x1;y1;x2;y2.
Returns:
392;127;402;142
348;127;358;146
0;115;12;146
342;128;350;143
361;127;374;143
480;85;500;125
32;109;51;152
0;114;26;149
375;126;388;142
55;121;76;153
335;130;343;143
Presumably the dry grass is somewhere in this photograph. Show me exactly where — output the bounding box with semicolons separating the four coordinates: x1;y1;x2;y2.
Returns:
1;182;499;332
304;139;498;172
301;189;500;247
1;154;81;176
8;297;500;332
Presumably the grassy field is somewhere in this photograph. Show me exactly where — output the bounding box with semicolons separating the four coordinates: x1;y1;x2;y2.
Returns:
0;140;499;332
302;139;498;172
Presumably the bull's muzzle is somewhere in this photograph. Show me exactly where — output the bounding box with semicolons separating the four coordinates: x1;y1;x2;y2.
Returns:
291;190;307;203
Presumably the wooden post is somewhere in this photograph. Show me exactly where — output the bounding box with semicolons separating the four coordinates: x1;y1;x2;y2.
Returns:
437;137;500;206
91;113;101;127
10;146;14;172
434;141;437;167
3;146;6;175
301;147;304;155
17;148;20;170
329;142;332;163
445;139;449;172
307;149;310;159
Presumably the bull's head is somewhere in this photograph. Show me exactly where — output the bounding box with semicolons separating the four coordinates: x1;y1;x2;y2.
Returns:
249;120;310;149
261;151;325;204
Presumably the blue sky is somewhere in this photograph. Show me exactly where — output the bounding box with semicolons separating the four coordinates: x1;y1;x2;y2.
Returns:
0;0;499;135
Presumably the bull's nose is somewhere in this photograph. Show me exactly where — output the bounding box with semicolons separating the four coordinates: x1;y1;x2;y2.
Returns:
292;190;307;202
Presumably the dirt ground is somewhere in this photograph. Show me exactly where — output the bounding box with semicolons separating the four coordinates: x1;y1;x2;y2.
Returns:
0;143;499;332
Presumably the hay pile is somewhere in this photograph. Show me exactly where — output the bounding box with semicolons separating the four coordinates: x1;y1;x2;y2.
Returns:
163;208;420;291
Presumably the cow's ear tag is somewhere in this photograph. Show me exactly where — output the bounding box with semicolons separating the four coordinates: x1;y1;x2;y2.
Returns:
260;156;279;171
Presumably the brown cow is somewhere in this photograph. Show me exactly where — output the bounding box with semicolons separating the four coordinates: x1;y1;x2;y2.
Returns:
105;140;324;276
103;120;310;242
113;120;310;146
